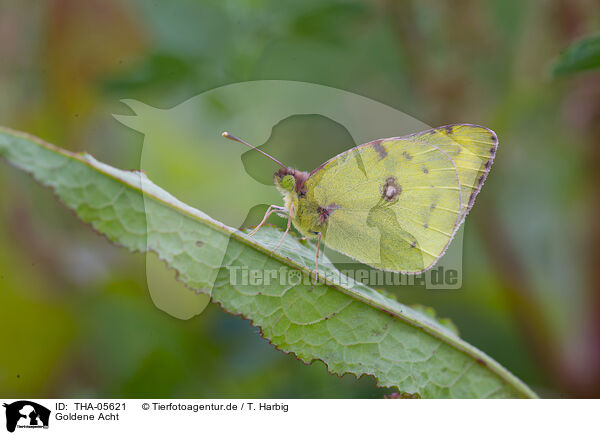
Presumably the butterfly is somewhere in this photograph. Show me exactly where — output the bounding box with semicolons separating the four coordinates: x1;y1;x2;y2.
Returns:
223;124;497;277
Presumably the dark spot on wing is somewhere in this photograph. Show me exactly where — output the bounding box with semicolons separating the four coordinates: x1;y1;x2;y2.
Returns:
410;241;416;248
490;146;496;155
317;206;328;224
423;167;429;174
484;160;492;169
490;133;497;141
372;141;387;160
196;241;204;247
381;176;401;202
444;125;454;134
317;203;340;224
402;151;413;160
478;174;485;184
423;223;428;229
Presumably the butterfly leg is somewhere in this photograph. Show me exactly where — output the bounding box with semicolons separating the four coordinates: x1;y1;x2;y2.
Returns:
271;204;293;255
311;231;322;289
248;204;285;237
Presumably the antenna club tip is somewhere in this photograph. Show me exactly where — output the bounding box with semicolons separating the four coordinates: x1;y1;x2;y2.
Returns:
221;131;229;138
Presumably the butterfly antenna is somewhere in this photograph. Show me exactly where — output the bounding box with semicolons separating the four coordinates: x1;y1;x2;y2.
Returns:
221;132;287;169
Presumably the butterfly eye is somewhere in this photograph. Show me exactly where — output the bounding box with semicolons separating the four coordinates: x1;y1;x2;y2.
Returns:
280;174;296;192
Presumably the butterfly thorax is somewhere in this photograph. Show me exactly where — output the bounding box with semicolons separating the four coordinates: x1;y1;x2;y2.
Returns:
274;168;324;238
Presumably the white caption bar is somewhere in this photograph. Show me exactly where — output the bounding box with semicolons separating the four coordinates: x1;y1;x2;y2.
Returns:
0;399;597;434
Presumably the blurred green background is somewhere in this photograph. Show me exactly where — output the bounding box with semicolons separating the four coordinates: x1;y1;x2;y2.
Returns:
1;0;599;398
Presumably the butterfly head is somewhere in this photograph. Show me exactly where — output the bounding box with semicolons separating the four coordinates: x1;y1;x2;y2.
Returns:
274;168;308;197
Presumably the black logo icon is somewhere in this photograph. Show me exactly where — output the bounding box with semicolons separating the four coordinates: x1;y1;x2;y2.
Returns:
3;401;50;433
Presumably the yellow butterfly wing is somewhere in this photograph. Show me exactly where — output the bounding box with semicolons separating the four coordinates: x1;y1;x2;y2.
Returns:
301;124;498;273
407;124;498;224
305;126;469;273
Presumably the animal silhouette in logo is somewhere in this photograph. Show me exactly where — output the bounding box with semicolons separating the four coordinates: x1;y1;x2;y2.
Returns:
3;401;50;433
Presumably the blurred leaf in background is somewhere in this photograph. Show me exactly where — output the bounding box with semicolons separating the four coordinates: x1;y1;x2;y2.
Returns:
551;32;600;76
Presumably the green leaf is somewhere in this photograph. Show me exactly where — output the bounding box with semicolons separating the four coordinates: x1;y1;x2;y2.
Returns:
0;126;537;398
551;33;600;77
